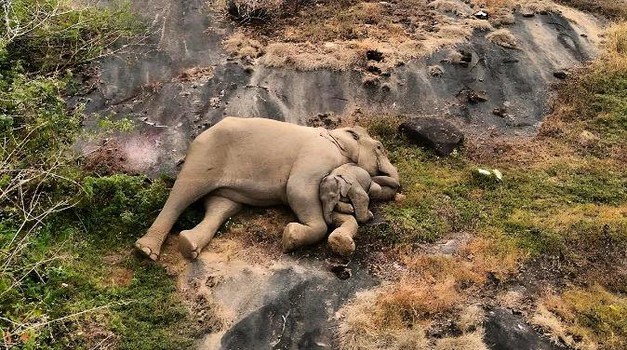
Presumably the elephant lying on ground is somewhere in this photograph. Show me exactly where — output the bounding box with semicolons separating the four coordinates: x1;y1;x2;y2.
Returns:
320;163;400;256
135;117;399;260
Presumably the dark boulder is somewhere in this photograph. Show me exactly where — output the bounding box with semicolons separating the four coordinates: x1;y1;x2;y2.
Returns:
484;307;565;350
399;117;464;156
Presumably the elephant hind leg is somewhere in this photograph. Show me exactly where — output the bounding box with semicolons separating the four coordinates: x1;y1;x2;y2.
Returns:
135;179;216;261
179;196;242;259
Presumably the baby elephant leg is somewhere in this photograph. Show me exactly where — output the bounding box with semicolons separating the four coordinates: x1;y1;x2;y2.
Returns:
328;212;359;256
335;202;373;222
179;196;242;259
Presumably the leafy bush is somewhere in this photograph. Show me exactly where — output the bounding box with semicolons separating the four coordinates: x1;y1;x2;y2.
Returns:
0;1;196;348
1;0;144;74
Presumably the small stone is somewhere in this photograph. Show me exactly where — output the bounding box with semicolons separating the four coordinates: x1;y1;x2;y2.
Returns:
330;264;351;280
362;75;380;88
366;50;384;62
520;7;535;17
468;90;488;103
474;10;489;20
399;117;464;156
493;107;507;118
394;193;406;202
577;130;599;147
366;65;382;75
554;71;568;79
460;50;473;64
428;65;444;77
477;168;492;177
493;169;503;181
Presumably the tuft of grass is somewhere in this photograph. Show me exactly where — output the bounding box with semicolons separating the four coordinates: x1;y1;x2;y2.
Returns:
486;28;518;48
534;286;627;350
429;0;473;15
552;22;627;151
221;0;489;71
434;329;488;350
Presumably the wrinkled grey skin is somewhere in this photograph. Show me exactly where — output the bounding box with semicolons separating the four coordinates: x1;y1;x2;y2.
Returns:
320;163;400;256
135;117;399;260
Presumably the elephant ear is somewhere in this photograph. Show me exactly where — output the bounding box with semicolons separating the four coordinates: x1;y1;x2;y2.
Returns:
320;176;341;224
337;175;352;198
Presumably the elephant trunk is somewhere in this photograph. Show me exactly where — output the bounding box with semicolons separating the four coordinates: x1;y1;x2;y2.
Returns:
378;156;399;182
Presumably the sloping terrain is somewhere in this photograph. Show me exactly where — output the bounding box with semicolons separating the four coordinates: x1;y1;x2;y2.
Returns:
3;0;623;349
74;1;627;350
82;0;601;175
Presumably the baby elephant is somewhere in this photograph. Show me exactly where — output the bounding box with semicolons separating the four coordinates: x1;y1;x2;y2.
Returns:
320;163;399;256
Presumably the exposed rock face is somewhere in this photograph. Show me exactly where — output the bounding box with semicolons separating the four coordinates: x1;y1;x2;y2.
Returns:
174;240;375;350
399;117;465;156
484;308;564;350
81;0;601;175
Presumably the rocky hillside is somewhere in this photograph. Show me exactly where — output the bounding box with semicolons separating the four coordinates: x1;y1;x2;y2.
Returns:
1;1;625;349
82;0;602;175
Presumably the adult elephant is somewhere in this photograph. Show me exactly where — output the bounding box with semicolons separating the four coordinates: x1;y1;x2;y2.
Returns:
135;117;399;260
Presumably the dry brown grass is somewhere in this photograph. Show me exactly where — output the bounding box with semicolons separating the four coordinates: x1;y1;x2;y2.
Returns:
556;0;627;20
221;0;602;70
222;31;264;60
458;305;485;332
434;329;488;350
337;236;520;349
429;0;473;15
221;0;482;70
486;28;518;48
338;294;430;350
338;281;489;349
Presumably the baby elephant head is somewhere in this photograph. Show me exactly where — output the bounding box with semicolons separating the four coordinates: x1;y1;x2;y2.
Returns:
319;175;350;224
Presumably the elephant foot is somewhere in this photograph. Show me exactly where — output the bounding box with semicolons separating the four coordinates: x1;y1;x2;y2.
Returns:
328;231;356;256
356;210;375;224
134;237;161;261
282;224;303;253
179;230;201;260
282;222;327;252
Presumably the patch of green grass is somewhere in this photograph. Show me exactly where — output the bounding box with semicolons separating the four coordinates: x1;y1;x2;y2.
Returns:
2;176;198;349
542;286;627;350
364;115;626;258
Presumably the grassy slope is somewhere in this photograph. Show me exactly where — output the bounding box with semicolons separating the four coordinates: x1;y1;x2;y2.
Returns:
337;21;627;350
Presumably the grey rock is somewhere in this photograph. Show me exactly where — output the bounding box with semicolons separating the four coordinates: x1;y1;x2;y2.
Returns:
399;117;464;156
484;307;565;350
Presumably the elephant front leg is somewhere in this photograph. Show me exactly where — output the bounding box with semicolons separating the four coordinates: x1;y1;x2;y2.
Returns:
283;177;329;252
179;196;242;259
328;212;359;256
